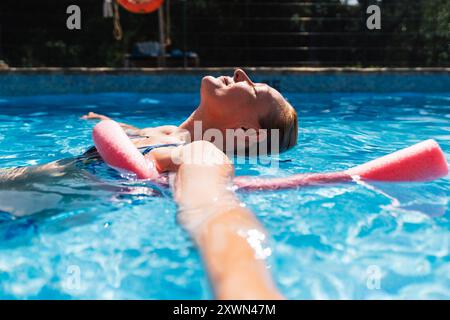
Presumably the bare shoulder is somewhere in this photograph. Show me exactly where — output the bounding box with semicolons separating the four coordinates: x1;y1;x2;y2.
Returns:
155;125;179;134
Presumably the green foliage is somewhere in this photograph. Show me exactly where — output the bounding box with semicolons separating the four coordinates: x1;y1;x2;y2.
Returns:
419;0;449;65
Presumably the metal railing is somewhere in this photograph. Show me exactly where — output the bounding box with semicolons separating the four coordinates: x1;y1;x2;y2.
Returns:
0;0;448;67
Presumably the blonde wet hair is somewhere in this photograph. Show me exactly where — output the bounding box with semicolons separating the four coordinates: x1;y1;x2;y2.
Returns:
258;99;298;153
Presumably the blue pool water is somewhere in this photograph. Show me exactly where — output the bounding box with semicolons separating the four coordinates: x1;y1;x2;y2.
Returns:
0;91;449;299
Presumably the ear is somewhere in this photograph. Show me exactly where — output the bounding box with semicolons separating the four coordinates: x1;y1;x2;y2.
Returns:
236;124;267;144
236;120;260;133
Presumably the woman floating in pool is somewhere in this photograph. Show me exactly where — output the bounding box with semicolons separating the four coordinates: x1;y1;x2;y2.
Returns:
0;68;447;299
0;69;294;299
0;69;298;187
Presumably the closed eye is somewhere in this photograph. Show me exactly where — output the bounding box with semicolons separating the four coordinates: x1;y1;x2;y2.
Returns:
247;83;257;96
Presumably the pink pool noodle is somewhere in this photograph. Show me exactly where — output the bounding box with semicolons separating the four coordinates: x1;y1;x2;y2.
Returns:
234;139;448;190
90;121;447;188
233;172;352;190
346;139;448;181
92;120;159;180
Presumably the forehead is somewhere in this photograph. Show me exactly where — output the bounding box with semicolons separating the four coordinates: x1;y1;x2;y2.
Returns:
255;84;283;104
253;84;287;119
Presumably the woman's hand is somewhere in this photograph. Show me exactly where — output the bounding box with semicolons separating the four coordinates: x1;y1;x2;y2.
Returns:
81;112;111;121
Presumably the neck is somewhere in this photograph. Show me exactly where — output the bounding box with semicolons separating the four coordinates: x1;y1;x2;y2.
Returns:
179;106;209;142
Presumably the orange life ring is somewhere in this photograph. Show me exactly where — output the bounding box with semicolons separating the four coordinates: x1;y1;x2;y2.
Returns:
117;0;164;14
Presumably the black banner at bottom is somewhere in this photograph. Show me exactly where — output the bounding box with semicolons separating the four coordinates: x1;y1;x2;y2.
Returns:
0;300;446;318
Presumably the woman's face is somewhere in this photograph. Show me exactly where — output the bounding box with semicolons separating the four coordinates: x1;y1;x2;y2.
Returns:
199;69;282;132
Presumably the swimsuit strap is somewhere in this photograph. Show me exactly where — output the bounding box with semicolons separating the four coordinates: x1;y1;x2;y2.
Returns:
81;142;183;160
141;143;184;155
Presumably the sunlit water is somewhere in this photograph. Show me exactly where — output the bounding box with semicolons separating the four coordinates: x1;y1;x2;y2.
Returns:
0;92;449;299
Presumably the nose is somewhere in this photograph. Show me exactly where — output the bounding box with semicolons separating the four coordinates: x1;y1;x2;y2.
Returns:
233;69;254;86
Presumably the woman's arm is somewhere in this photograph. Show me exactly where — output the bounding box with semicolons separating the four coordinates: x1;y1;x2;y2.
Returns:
82;113;180;140
82;112;141;134
170;141;283;300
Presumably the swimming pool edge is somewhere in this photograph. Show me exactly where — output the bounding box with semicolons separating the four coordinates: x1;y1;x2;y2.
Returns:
1;68;449;96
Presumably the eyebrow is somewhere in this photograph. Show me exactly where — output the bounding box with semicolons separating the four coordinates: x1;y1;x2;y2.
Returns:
252;82;268;96
240;77;258;96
